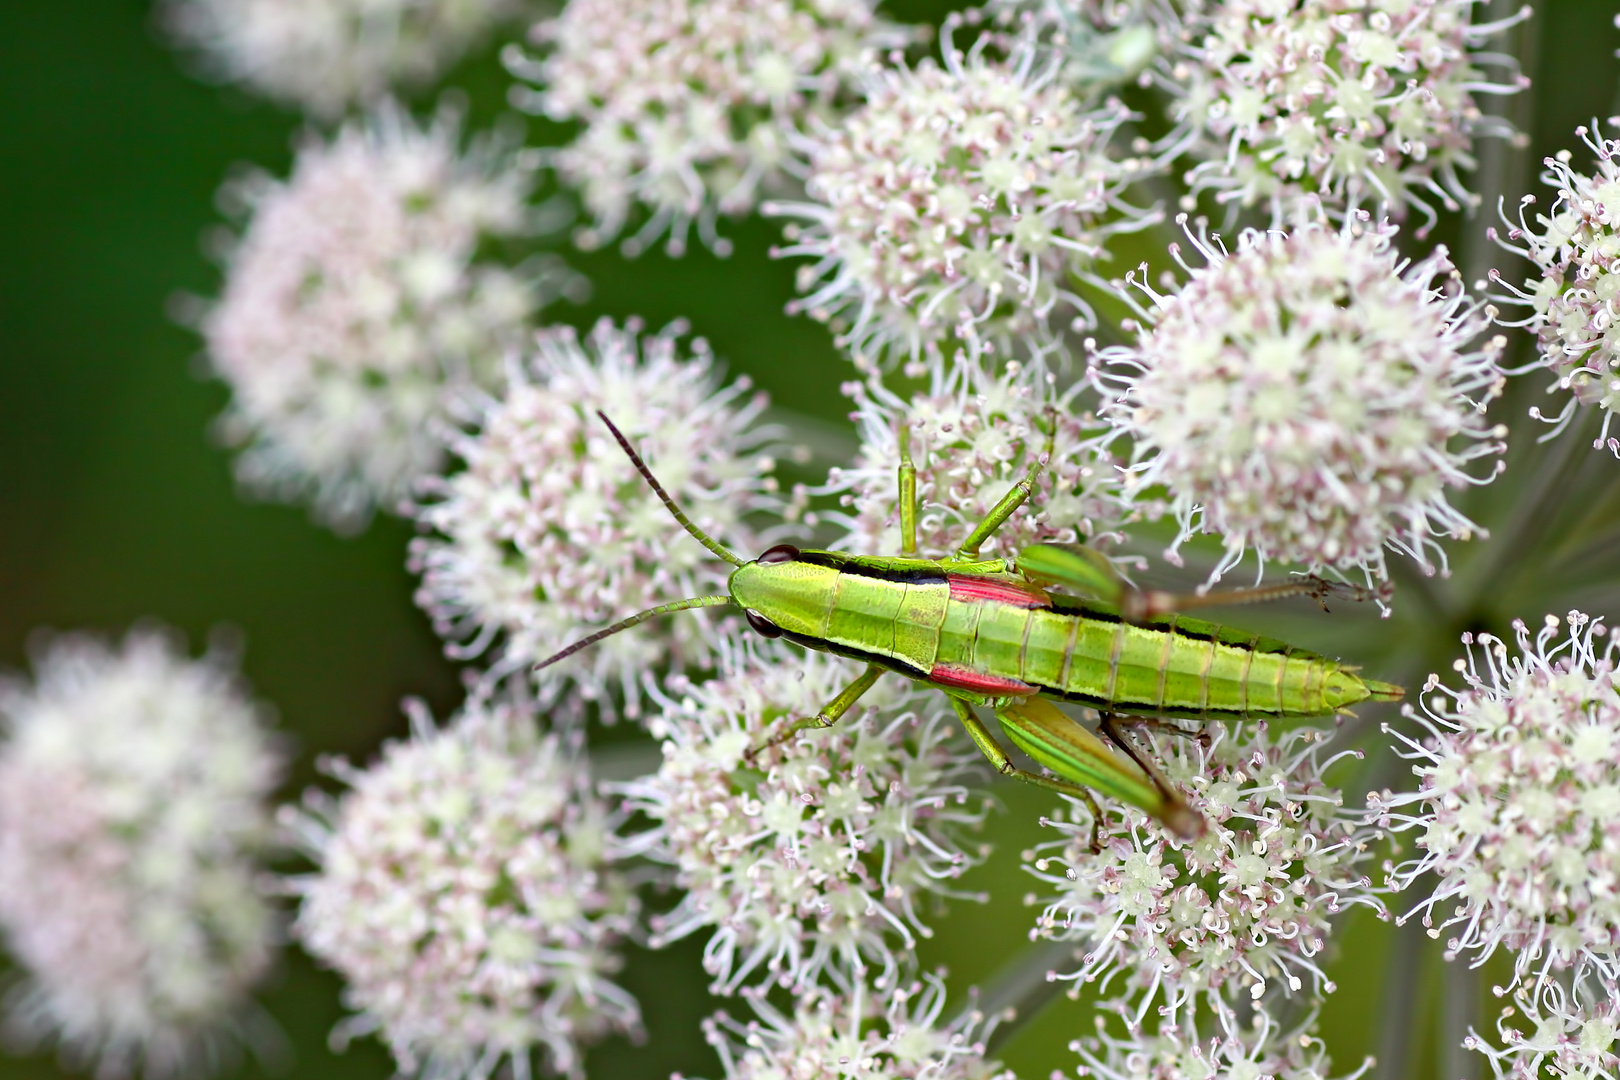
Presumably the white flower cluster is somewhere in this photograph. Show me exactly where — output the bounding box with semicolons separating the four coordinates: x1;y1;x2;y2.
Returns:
1093;214;1507;588
1028;722;1382;1020
828;352;1129;561
1468;975;1620;1080
205;108;542;532
285;694;637;1080
513;0;907;256
163;0;521;116
1165;0;1527;225
1493;122;1620;453
619;637;990;994
698;976;1011;1080
409;318;778;721
773;31;1156;364
1373;612;1620;985
0;628;281;1080
1074;999;1369;1080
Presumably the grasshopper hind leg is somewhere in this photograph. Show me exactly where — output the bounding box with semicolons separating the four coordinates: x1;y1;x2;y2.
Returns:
1096;712;1204;824
946;697;1108;851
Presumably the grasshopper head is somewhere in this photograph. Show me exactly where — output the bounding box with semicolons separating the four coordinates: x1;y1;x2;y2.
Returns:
729;544;842;641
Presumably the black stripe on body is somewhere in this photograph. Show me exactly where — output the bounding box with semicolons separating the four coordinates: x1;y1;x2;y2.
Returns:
779;629;930;682
1036;595;1311;720
796;550;950;585
1045;594;1327;661
1036;683;1256;721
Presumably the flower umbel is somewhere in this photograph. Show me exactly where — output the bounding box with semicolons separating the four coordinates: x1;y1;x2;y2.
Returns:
284;693;638;1080
619;637;990;994
162;0;522;116
512;0;907;257
409;317;778;721
1028;721;1382;1020
1093;214;1507;589
1467;971;1620;1080
697;976;1011;1080
202;106;546;533
1165;0;1528;226
772;29;1156;364
1492;121;1620;453
0;627;281;1080
1372;612;1620;989
828;351;1129;560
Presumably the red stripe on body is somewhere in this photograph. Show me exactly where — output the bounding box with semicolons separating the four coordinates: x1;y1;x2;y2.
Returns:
946;574;1049;608
929;663;1037;696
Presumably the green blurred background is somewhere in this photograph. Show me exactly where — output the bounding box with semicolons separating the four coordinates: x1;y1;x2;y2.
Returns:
1;2;1618;1078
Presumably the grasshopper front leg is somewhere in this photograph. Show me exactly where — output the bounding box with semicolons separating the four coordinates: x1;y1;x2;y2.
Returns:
898;423;918;557
746;663;886;762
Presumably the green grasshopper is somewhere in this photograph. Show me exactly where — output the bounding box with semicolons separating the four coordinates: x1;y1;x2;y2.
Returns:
538;412;1404;842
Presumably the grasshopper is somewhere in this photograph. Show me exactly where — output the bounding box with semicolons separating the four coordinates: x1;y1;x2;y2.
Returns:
538;411;1404;843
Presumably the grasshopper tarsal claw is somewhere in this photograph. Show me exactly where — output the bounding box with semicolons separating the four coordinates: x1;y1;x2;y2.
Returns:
1118;715;1211;747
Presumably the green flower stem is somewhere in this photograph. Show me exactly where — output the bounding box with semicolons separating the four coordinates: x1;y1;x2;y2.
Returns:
954;936;1081;1056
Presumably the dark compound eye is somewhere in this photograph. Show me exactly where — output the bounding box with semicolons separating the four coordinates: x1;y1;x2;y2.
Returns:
757;543;800;565
744;609;783;638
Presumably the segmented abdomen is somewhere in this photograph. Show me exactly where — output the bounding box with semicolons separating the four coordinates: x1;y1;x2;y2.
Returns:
938;580;1362;719
786;558;1365;719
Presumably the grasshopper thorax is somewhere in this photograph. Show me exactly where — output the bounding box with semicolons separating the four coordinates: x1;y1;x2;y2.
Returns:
729;544;844;643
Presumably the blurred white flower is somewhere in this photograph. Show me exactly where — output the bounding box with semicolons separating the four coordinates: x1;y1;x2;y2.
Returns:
163;0;523;117
511;0;910;257
697;975;1011;1080
1028;721;1382;1021
409;317;780;722
1164;0;1528;226
827;351;1131;561
1092;213;1507;590
1372;612;1620;990
0;626;281;1080
203;106;551;533
284;692;637;1080
1468;971;1620;1080
1074;996;1369;1080
770;28;1157;365
1492;122;1620;454
619;636;990;994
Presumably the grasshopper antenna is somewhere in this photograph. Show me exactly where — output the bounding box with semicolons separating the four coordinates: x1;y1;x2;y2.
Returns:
533;413;745;673
597;410;744;567
534;595;733;672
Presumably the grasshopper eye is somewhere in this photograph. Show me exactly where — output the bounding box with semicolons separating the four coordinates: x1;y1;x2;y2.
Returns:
744;609;783;638
757;544;800;564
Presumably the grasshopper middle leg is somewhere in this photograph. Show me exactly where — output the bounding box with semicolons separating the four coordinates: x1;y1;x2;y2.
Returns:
747;663;886;761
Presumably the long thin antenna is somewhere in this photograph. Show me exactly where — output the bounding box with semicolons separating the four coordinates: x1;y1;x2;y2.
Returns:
534;595;733;672
597;410;745;567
